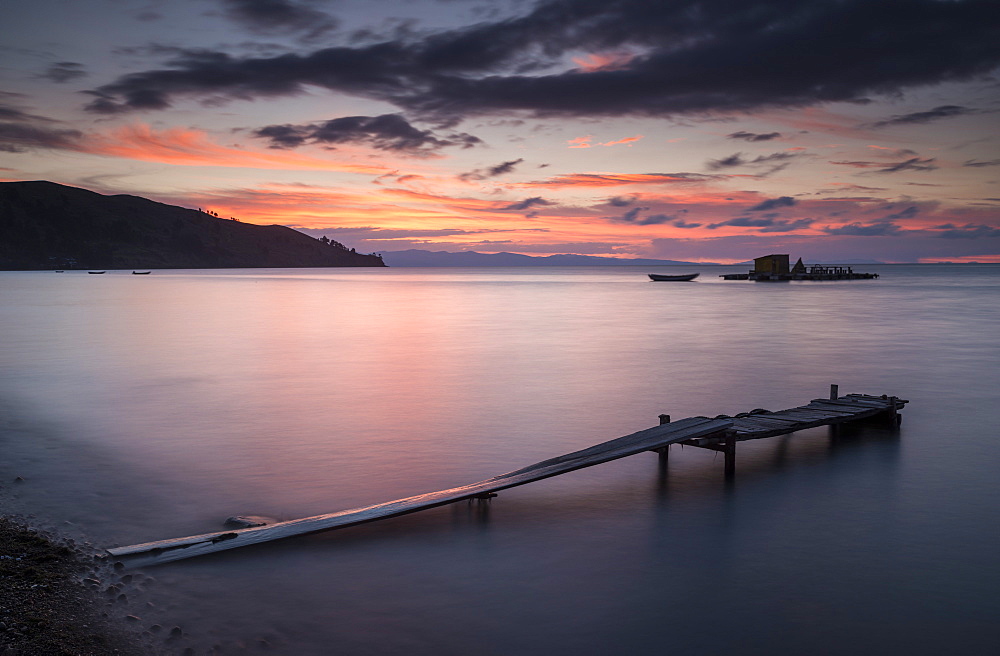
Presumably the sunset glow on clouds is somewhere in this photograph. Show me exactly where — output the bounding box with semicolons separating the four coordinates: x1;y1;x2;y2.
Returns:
2;0;998;263
82;124;392;174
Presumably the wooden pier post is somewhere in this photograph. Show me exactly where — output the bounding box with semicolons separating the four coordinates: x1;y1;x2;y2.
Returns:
657;414;671;462
829;384;839;400
888;396;899;428
723;431;736;479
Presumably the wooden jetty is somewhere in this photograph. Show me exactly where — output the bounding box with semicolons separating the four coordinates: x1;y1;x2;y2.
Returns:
107;388;905;567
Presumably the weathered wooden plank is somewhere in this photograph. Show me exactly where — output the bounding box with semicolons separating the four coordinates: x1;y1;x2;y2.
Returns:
746;414;816;425
846;394;908;404
777;409;855;422
731;416;806;431
108;416;734;566
784;406;847;416
813;397;893;409
806;401;885;414
770;410;839;421
732;427;800;440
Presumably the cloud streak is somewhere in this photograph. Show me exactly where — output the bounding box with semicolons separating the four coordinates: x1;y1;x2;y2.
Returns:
522;172;721;188
869;105;975;128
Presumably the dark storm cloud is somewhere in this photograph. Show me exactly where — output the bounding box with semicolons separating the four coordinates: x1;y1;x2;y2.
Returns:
963;159;1000;168
0;100;82;152
869;105;974;128
706;153;747;170
607;195;638;207
220;0;338;40
487;158;524;176
706;151;799;172
0;122;82;152
728;131;781;142
877;157;938;173
502;196;552;211
883;206;919;220
611;207;683;225
758;218;814;232
822;221;902;236
707;216;813;231
0;103;35;122
83;0;1000;120
253;114;481;153
830;157;940;173
748;196;797;212
459;158;524;180
932;223;1000;239
40;62;87;83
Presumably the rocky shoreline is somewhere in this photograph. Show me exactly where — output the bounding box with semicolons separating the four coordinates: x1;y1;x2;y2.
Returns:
0;516;155;656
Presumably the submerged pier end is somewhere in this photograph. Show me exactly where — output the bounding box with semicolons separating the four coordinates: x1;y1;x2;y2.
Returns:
107;386;905;567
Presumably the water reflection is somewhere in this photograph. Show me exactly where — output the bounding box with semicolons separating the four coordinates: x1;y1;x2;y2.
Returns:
0;265;996;655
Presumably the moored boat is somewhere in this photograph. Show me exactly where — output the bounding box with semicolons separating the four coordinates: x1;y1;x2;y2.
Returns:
648;273;698;282
132;271;151;275
88;271;106;274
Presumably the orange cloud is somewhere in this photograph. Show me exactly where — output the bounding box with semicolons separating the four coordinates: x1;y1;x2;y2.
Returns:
600;135;643;147
920;254;1000;263
82;124;390;174
520;172;722;188
572;52;635;72
567;136;593;148
176;182;529;230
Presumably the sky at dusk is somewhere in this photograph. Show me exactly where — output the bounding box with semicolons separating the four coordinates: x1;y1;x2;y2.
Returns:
2;0;999;263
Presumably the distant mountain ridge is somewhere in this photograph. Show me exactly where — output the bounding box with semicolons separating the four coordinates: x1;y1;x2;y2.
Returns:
380;249;714;267
0;181;384;270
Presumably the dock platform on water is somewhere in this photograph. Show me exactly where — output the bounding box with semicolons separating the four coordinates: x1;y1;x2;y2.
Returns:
107;387;906;567
721;254;879;280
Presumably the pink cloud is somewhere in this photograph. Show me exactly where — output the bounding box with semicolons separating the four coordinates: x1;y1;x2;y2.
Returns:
521;172;722;188
572;52;635;73
600;135;643;147
80;124;392;174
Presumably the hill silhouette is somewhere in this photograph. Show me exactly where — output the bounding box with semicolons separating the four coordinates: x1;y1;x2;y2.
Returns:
0;181;385;270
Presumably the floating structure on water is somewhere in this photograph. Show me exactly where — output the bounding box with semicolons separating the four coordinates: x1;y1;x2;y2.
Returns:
721;254;879;281
107;386;906;567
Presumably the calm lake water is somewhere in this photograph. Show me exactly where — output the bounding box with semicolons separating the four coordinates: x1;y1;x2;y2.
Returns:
1;264;998;655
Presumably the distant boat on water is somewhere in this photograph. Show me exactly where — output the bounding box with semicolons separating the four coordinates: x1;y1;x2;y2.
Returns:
132;271;151;275
648;273;699;282
88;271;106;274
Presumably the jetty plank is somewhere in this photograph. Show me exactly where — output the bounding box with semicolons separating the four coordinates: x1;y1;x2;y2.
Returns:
806;400;885;412
108;416;733;566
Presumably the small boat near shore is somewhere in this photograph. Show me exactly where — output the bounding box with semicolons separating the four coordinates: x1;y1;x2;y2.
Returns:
132;271;151;275
88;271;106;274
649;273;699;282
